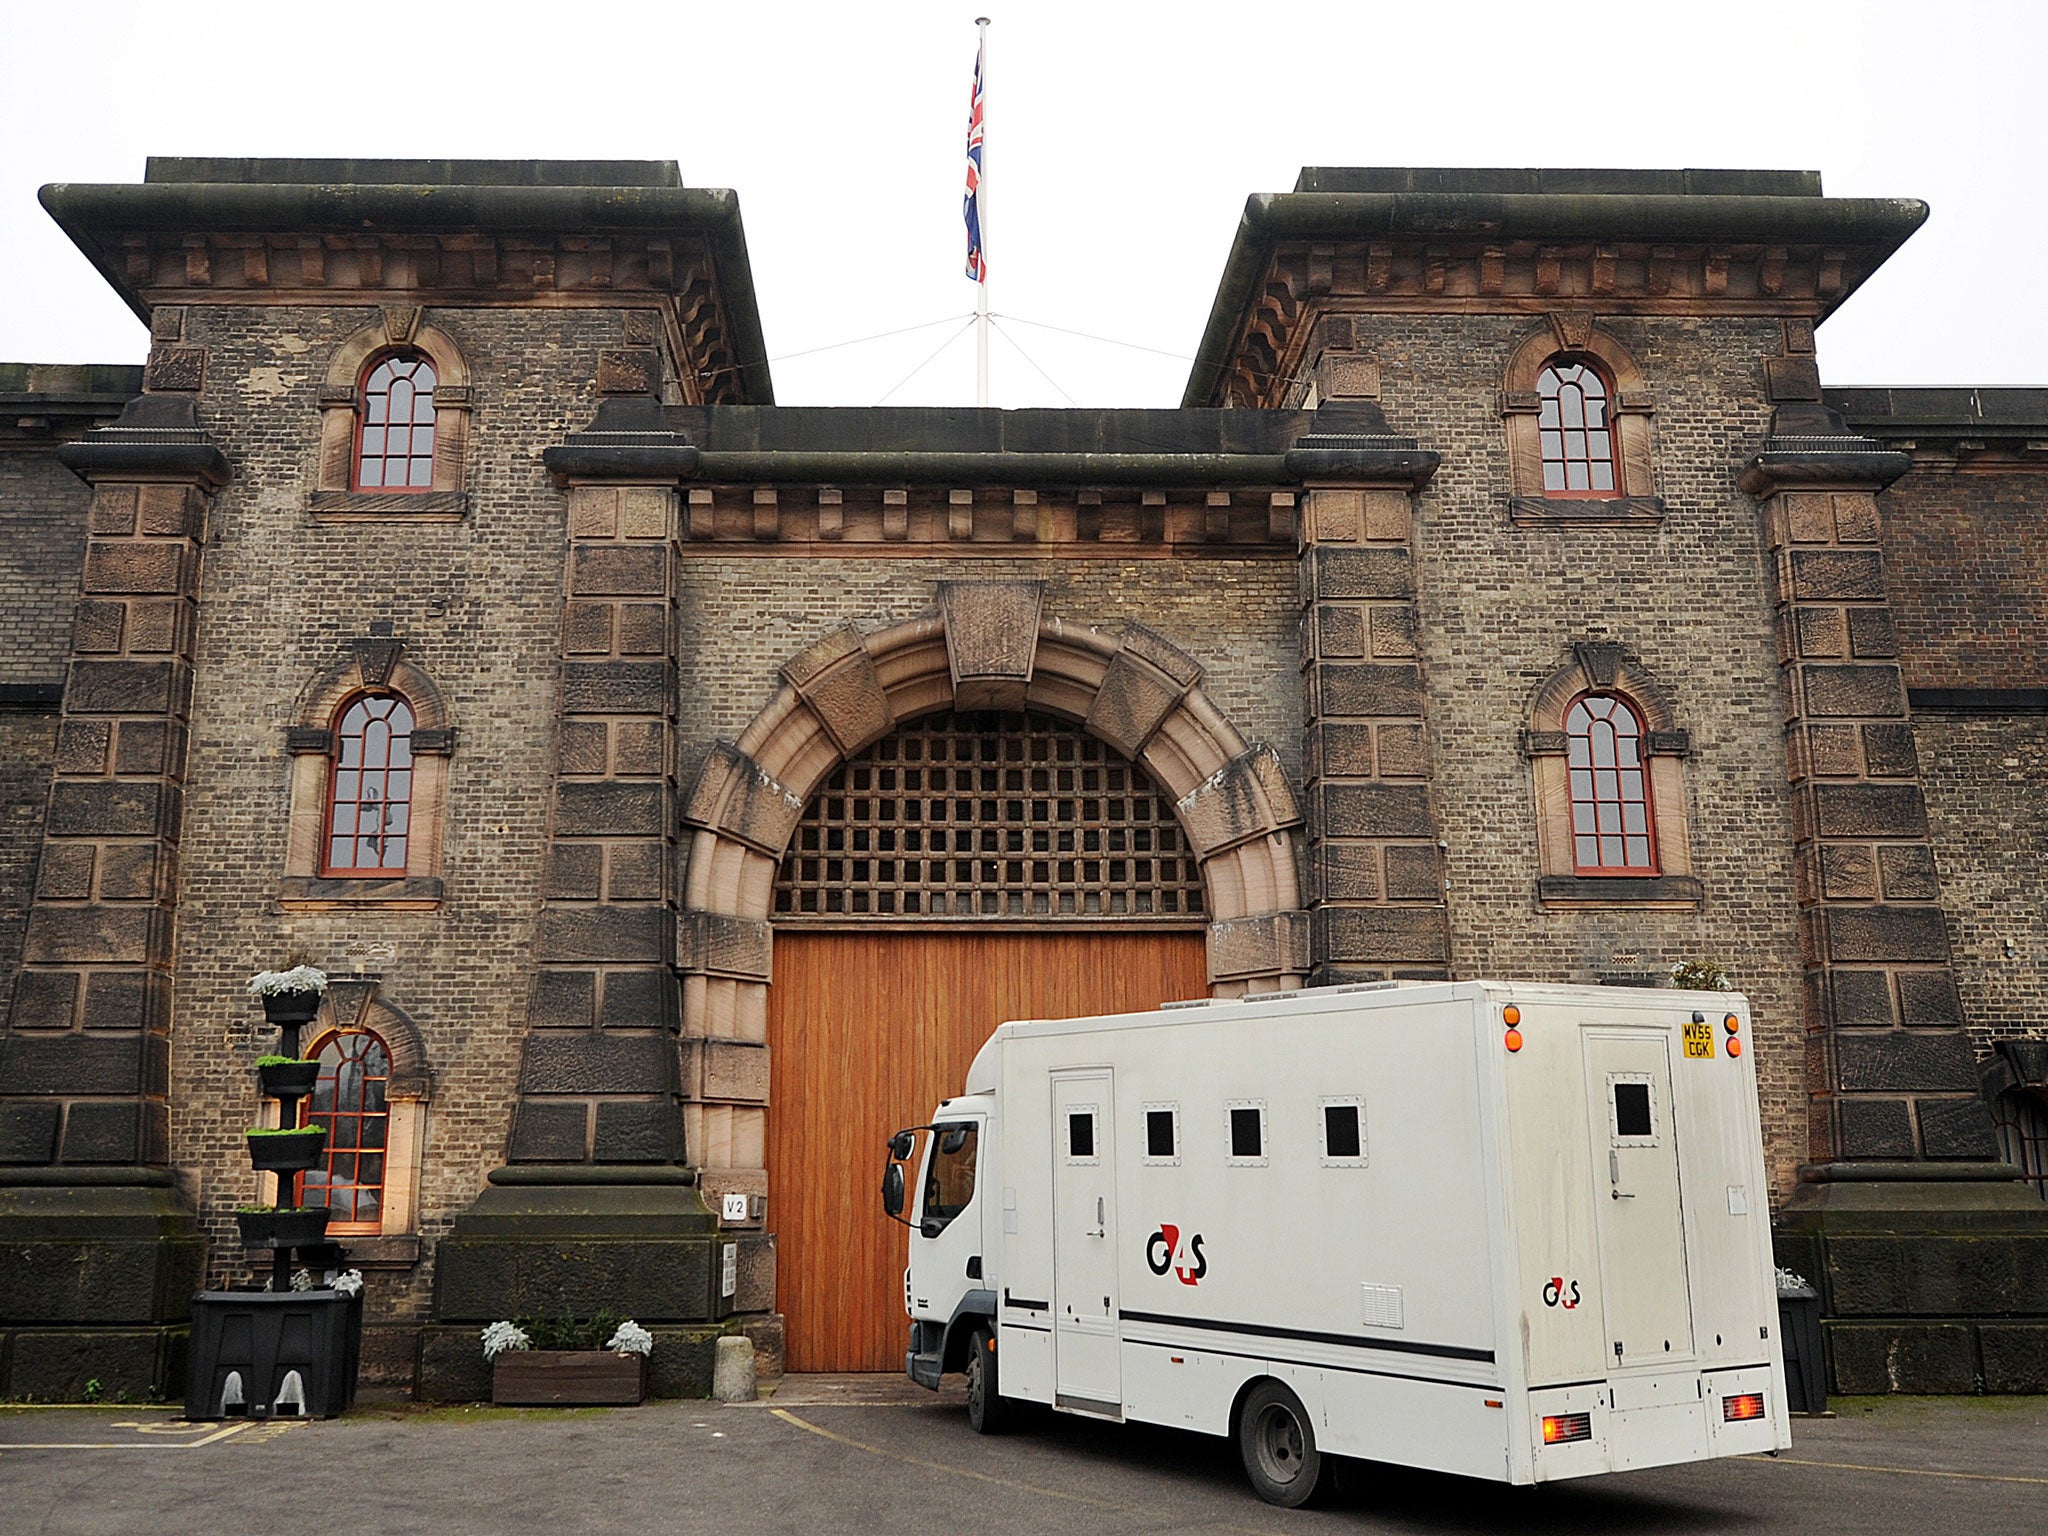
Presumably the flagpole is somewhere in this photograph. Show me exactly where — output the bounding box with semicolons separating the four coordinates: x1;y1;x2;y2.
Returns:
974;16;991;408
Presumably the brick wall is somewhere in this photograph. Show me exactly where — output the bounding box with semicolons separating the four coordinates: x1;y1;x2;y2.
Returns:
1356;312;1809;1195
1918;711;2048;1049
0;452;92;686
166;300;626;1325
1881;467;2048;691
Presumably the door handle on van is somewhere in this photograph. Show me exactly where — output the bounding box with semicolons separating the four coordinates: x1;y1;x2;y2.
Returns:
1609;1150;1634;1199
1088;1196;1105;1237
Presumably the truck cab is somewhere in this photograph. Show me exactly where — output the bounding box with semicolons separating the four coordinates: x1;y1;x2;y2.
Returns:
884;1094;995;1396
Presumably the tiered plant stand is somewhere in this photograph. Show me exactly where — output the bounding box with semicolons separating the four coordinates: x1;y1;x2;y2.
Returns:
185;986;363;1420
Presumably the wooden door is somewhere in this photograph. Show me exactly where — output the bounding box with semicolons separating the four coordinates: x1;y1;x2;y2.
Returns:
766;929;1207;1372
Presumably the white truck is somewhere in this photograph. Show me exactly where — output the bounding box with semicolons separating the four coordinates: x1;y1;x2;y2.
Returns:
881;979;1791;1506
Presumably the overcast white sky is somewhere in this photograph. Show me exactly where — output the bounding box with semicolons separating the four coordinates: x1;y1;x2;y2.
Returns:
1;1;2040;408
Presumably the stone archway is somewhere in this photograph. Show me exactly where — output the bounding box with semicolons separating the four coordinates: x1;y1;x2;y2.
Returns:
676;581;1308;1366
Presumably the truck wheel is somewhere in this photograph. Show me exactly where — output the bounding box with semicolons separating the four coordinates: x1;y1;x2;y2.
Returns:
964;1326;1009;1434
1237;1380;1329;1507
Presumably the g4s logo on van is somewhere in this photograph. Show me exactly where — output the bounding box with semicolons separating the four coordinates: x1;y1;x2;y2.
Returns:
1542;1276;1582;1310
1146;1224;1208;1286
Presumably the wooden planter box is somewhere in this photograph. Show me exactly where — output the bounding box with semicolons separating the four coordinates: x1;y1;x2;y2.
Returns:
492;1351;647;1406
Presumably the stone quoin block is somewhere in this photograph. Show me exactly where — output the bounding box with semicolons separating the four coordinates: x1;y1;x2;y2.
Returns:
505;1101;591;1163
1812;782;1928;839
81;543;185;596
1318;782;1436;840
1302;546;1414;602
1313;907;1451;966
0;1102;61;1162
1833;1030;1980;1092
1822;907;1952;964
1861;724;1920;778
1895;969;1965;1025
0;1034;144;1096
1915;1097;2002;1160
536;906;672;964
1318;663;1425;718
593;1101;680;1162
9;970;80;1030
569;543;669;597
1827;969;1898;1029
600;969;674;1030
22;906;162;966
521;1032;674;1096
1837;1098;1917;1159
560;661;671;715
64;660;178;715
46;781;170;840
59;1101;143;1163
553;781;667;838
1800;664;1905;719
1789;549;1887;602
1313;844;1381;902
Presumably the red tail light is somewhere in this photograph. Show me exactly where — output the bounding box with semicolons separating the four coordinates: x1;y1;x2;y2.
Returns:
1541;1412;1592;1445
1723;1392;1766;1422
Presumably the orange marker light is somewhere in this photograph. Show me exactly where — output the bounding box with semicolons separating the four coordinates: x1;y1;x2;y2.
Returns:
1503;1006;1521;1026
1728;1037;1743;1058
1724;1013;1741;1034
1722;1393;1765;1422
1504;1029;1523;1053
1541;1412;1592;1445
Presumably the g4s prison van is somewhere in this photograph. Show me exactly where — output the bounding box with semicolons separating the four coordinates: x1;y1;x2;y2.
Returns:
881;979;1791;1506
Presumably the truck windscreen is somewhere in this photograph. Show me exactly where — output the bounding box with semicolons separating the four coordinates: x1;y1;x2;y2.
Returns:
923;1123;979;1225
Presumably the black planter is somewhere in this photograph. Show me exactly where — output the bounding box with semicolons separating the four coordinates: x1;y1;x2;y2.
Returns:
1778;1286;1827;1414
257;1059;321;1099
186;1289;363;1419
236;1207;332;1249
260;989;324;1026
246;1128;328;1173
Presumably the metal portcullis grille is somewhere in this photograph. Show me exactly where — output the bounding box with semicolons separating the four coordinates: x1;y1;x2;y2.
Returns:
773;709;1205;920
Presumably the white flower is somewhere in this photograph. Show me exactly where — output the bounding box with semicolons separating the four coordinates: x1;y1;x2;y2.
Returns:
481;1320;532;1361
1775;1266;1813;1296
330;1269;364;1297
606;1320;655;1357
289;1268;316;1292
247;965;330;998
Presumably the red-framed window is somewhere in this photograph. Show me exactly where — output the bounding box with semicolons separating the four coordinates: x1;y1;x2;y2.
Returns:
324;693;416;876
299;1029;390;1232
353;352;438;491
1566;693;1657;874
1538;357;1620;496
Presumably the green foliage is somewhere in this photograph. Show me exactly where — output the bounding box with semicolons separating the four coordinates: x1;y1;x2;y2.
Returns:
1668;957;1733;992
246;1125;326;1138
82;1378;102;1404
518;1311;624;1352
254;1055;315;1068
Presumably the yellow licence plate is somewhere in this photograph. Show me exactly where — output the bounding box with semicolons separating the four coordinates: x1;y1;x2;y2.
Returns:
1683;1021;1717;1059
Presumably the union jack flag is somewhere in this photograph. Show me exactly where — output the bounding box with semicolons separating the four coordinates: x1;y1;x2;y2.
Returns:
963;34;987;283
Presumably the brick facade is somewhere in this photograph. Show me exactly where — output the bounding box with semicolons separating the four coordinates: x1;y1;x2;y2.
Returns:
3;161;2046;1398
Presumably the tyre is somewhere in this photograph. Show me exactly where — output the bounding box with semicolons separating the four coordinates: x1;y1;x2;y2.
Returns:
964;1326;1009;1434
1237;1380;1331;1508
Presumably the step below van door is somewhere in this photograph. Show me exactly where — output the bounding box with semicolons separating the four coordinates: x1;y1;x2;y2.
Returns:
1051;1070;1121;1414
1583;1029;1696;1369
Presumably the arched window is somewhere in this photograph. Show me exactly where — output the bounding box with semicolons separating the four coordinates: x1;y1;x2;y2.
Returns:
300;1029;391;1233
1537;357;1621;497
353;353;438;491
324;693;416;876
1566;693;1657;874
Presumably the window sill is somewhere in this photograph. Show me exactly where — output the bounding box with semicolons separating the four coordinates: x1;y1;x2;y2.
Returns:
279;874;443;911
308;489;468;522
1510;495;1665;529
1537;873;1702;910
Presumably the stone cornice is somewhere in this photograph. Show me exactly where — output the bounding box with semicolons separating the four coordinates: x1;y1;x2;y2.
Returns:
1185;189;1928;407
39;181;772;405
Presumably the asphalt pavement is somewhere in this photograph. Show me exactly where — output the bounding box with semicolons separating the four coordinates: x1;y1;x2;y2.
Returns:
1;1384;2042;1535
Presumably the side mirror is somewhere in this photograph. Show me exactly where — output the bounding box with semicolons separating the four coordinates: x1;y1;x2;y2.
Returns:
888;1130;915;1162
938;1126;968;1155
881;1163;905;1219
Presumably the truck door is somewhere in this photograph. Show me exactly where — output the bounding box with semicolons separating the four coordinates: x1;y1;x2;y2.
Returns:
1051;1071;1121;1414
1584;1029;1696;1367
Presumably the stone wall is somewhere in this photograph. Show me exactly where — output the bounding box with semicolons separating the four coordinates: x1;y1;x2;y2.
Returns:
1354;312;1809;1195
